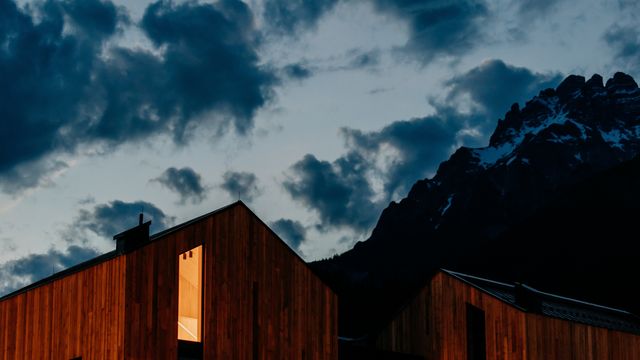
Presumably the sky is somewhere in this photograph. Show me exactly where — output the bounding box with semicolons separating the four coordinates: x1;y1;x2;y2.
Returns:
0;0;638;295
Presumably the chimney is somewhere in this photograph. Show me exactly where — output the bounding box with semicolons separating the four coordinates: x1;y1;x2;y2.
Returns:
114;215;151;254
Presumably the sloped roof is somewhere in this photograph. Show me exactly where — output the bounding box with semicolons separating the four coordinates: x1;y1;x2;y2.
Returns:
0;201;311;302
442;269;640;335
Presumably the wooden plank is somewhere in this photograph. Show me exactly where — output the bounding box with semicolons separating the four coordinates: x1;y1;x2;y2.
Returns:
376;271;640;359
0;203;337;359
0;256;126;359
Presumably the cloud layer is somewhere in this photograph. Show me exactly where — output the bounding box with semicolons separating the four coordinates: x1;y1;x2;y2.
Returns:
370;0;488;63
0;0;276;193
283;60;562;235
263;0;488;63
605;25;640;75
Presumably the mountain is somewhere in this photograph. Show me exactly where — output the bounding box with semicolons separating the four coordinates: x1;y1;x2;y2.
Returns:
313;72;640;337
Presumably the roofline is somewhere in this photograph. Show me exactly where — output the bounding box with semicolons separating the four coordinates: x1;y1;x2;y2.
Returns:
144;200;331;294
441;268;633;316
149;201;241;240
0;200;336;302
440;269;527;312
0;250;119;302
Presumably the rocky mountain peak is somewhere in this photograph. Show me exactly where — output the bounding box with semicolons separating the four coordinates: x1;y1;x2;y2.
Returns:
315;71;640;338
356;72;640;254
484;72;640;168
606;72;638;90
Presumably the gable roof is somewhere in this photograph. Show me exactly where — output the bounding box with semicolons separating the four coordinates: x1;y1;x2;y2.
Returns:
0;201;311;302
442;269;640;335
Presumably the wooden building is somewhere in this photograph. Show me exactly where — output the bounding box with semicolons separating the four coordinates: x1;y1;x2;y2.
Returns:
0;201;338;360
371;269;640;359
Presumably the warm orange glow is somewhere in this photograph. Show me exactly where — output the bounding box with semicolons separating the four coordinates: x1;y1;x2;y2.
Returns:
178;245;202;342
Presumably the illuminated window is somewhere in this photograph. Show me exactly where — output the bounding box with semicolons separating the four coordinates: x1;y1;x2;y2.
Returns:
178;245;202;342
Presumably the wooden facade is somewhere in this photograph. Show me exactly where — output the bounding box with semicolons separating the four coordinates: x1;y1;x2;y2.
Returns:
0;202;338;360
376;271;640;359
0;256;126;360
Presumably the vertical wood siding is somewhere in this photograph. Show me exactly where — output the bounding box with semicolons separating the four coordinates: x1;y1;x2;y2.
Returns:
376;271;640;359
122;203;338;359
0;256;126;360
377;272;640;360
0;202;338;360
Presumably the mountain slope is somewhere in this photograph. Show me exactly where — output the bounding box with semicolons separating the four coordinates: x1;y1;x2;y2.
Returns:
314;72;640;336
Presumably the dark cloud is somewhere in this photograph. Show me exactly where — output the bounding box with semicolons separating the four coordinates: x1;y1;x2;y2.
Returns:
0;0;120;190
0;245;101;296
0;0;276;193
220;171;261;202
284;60;561;234
70;200;174;241
153;167;207;204
271;218;307;249
282;62;314;80
264;0;487;63
445;59;563;120
370;0;488;63
283;153;381;232
605;25;640;74
341;113;470;200
262;0;339;35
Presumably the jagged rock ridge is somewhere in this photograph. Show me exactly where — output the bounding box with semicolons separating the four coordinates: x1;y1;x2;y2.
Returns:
313;72;640;337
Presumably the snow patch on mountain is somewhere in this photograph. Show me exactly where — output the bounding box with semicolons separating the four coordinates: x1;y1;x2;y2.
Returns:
473;112;571;168
440;195;454;216
600;128;631;150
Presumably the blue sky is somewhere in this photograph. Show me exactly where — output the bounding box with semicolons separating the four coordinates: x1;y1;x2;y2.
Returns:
0;0;638;294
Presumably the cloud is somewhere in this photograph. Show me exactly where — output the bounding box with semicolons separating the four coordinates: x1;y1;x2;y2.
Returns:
370;0;488;63
152;167;207;204
0;245;101;296
271;218;307;249
444;59;563;120
283;60;561;234
0;0;276;193
263;0;487;64
68;200;174;242
220;171;261;202
282;62;314;81
0;160;69;194
262;0;340;35
604;25;640;74
283;153;381;232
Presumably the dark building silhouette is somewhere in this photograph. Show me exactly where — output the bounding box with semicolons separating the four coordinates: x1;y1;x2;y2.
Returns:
370;269;640;359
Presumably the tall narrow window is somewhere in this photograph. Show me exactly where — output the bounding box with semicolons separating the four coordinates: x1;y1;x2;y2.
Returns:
178;245;202;342
466;303;486;360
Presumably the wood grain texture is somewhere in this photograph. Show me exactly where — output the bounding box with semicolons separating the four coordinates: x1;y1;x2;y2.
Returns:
123;203;338;359
200;204;338;359
0;256;126;360
376;271;640;359
0;202;338;359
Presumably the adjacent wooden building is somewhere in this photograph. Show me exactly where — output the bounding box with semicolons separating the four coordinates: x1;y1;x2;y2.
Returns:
372;269;640;359
0;201;338;360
